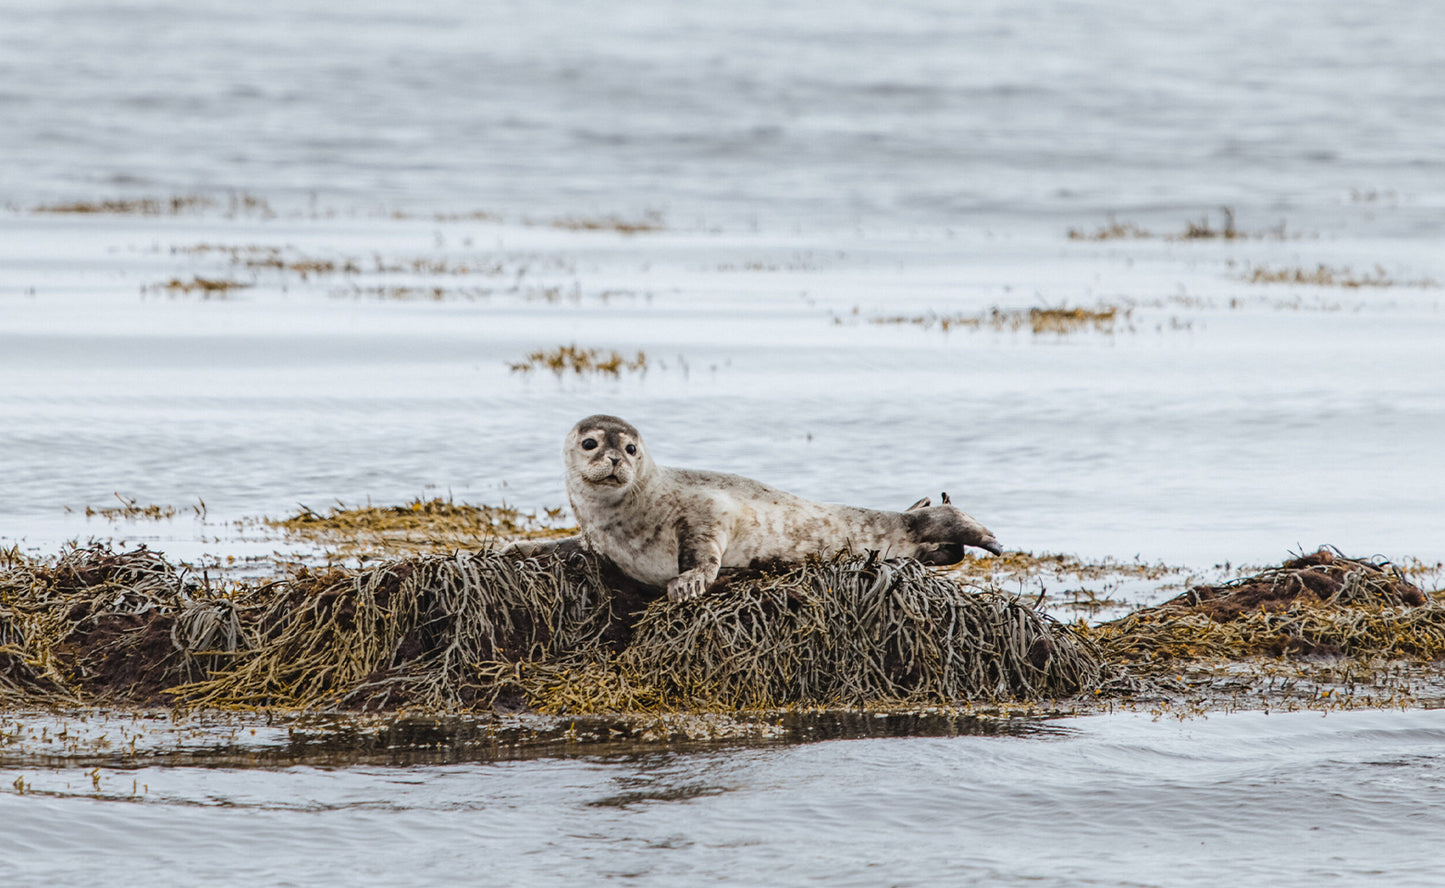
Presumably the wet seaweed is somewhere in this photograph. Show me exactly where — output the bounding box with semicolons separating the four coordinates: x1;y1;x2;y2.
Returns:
869;305;1129;336
545;213;663;234
262;497;573;557
509;345;649;376
1244;263;1438;288
174;552;617;711
0;544;1101;714
0;543;245;704
149;276;251;297
33;196;217;215
1067;218;1153;241
1085;548;1439;664
1068;207;1296;242
555;555;1102;711
9;542;1439;719
31;193;274;218
70;493;207;522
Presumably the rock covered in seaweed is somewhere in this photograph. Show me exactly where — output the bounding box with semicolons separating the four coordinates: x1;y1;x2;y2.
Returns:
1089;548;1440;663
1165;547;1426;621
0;543;1103;712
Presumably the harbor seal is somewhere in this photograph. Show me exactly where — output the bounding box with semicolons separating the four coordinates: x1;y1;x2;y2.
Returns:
510;414;1003;602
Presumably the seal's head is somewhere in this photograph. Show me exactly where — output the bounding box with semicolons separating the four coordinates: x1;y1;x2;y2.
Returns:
564;414;650;493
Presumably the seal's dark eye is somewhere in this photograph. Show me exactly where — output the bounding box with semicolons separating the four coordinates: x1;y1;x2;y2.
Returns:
581;438;598;451
625;444;637;455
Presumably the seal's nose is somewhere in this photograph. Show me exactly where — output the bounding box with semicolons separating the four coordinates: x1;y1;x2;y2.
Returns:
609;455;621;467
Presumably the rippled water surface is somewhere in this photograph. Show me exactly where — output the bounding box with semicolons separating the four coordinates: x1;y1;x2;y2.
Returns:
5;0;1444;234
3;709;1445;886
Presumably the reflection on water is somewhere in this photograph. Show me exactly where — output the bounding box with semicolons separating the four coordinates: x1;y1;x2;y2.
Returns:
0;709;1063;770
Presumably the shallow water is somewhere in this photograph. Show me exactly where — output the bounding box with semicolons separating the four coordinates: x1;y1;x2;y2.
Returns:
3;709;1445;886
2;212;1442;571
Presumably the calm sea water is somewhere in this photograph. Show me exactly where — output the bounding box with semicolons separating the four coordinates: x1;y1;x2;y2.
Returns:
3;709;1445;887
3;3;1445;883
3;0;1443;234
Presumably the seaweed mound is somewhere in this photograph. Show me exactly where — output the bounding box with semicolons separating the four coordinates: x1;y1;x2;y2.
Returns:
1;544;241;703
176;551;620;711
1165;548;1426;619
0;544;1101;713
1090;548;1441;663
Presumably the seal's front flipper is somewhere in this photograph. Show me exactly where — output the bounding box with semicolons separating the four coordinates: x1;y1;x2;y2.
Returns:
672;517;725;601
667;567;713;602
906;497;932;511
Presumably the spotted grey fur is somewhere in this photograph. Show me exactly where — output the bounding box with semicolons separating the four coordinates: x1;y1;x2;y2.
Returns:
507;414;1004;602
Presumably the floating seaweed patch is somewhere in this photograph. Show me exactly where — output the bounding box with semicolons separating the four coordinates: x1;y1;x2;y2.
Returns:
238;250;362;278
1067;219;1153;241
69;494;206;522
431;209;502;222
869;305;1129;336
327;285;494;301
1175;206;1243;240
31;193;274;218
509;345;649;376
1068;207;1297;242
1029;306;1124;334
1244;263;1438;288
262;497;573;557
149;276;251;297
172;243;284;258
545;213;664;234
33;196;217;215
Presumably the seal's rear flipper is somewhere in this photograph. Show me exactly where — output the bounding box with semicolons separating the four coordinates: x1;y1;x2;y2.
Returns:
906;497;931;511
904;504;1004;562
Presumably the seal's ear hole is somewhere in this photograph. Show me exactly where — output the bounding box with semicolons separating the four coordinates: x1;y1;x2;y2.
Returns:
582;438;599;451
625;444;637;455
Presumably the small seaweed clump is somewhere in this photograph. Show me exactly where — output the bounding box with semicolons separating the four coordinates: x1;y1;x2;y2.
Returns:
75;493;206;522
151;276;251;297
1086;548;1440;664
1067;219;1152;241
546;214;663;234
509;345;648;376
